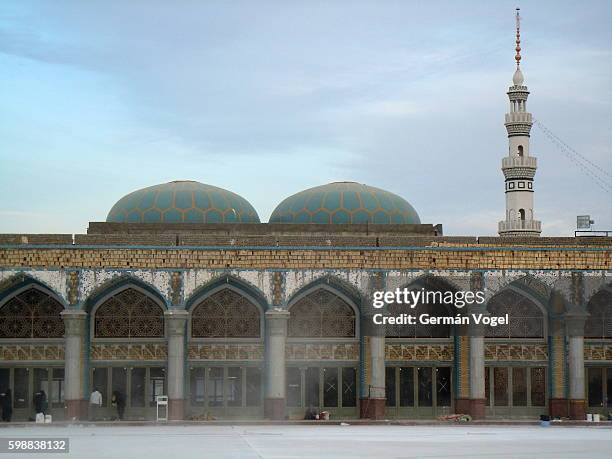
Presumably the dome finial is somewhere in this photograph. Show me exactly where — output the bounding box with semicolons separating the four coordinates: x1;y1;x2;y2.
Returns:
515;7;521;68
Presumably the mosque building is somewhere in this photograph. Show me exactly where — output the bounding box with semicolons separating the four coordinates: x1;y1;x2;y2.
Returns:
0;11;610;422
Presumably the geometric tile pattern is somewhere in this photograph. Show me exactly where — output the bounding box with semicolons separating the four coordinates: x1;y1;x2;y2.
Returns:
0;288;64;338
94;288;164;338
385;343;454;361
269;181;420;224
0;344;64;361
484;343;548;361
90;344;167;361
486;290;544;338
584;344;612;361
191;288;260;338
285;343;359;361
187;344;264;361
288;288;355;338
106;180;260;224
585;289;612;338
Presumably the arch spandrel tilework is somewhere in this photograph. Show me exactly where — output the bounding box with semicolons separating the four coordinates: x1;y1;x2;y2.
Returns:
585;288;612;339
288;288;356;338
94;288;165;338
0;287;64;338
486;289;544;338
191;288;261;338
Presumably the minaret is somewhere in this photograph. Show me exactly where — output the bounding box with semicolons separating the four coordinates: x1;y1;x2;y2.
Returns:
498;8;541;237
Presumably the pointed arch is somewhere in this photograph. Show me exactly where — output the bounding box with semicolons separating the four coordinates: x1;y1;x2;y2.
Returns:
186;275;266;339
386;274;458;338
86;276;167;339
287;276;360;339
585;283;612;339
486;283;547;338
84;274;169;314
287;275;362;313
0;274;66;339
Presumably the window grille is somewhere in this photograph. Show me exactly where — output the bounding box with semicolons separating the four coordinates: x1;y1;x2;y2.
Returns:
0;287;64;338
191;288;260;338
288;289;355;338
94;288;164;338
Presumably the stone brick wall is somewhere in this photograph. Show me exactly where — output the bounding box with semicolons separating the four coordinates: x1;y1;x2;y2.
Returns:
0;245;609;270
0;234;73;244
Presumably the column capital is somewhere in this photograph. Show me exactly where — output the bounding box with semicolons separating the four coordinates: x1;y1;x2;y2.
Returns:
266;309;290;336
60;309;87;336
164;309;189;336
265;308;290;319
565;311;588;337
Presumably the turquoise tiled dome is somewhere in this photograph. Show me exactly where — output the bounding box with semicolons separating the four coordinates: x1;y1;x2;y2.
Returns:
106;181;260;224
269;182;420;224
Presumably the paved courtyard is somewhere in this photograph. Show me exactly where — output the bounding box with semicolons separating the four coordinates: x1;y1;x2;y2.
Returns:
1;424;611;458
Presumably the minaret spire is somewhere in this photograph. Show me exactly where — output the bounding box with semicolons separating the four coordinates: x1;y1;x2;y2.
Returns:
515;8;521;67
498;8;541;237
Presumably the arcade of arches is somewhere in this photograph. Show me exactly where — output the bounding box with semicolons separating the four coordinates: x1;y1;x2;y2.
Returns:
0;279;610;421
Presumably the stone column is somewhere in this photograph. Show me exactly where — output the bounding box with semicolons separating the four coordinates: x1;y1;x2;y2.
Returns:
468;303;488;419
165;309;189;420
360;313;386;419
566;313;587;420
454;335;471;415
61;310;88;420
548;306;568;418
264;309;290;420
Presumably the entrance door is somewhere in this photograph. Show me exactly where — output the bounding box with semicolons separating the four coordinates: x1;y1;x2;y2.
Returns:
187;366;263;419
485;366;547;418
0;367;65;421
286;366;358;419
587;367;612;416
385;366;452;418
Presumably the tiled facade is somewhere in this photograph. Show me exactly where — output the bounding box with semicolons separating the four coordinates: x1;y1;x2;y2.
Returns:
0;226;610;421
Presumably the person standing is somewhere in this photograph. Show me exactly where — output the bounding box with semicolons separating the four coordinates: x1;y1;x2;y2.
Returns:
111;391;125;421
40;390;48;415
89;387;102;421
34;390;47;415
0;389;12;422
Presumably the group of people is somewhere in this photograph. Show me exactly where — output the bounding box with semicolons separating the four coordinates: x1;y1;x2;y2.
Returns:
89;387;126;421
0;388;47;423
0;387;127;422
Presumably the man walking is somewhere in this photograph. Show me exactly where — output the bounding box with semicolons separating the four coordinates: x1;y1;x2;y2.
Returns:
89;387;102;421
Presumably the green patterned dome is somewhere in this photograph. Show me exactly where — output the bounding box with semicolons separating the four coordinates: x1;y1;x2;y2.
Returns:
269;182;420;224
106;181;260;224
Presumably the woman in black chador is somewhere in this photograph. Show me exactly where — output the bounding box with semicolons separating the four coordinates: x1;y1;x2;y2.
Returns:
1;389;12;422
111;391;125;421
34;390;48;415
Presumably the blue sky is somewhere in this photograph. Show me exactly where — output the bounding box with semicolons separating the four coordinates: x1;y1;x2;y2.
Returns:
1;0;610;235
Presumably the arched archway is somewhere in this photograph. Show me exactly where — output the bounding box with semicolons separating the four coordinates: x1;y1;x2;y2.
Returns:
190;287;262;338
92;286;165;338
585;286;612;339
0;283;65;338
287;285;357;338
385;275;457;338
486;287;545;338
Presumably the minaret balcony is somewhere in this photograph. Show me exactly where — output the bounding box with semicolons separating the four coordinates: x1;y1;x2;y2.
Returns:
505;112;532;123
502;155;537;170
498;219;542;235
505;122;532;137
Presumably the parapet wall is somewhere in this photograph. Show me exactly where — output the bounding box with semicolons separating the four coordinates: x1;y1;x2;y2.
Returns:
0;244;609;270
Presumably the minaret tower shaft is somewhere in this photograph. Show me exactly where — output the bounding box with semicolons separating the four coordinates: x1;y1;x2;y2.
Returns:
498;8;541;237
